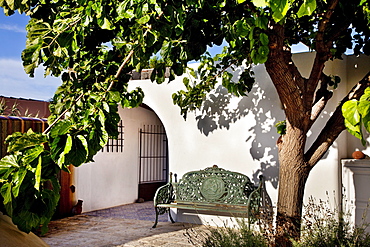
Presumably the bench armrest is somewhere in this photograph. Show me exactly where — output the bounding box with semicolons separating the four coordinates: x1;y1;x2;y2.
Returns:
246;175;265;217
153;183;175;207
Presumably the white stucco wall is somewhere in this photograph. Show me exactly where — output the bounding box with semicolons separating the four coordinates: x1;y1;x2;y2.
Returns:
128;53;370;212
75;52;370;219
74;106;163;212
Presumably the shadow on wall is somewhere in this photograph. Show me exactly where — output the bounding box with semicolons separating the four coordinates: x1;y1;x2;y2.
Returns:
194;75;281;189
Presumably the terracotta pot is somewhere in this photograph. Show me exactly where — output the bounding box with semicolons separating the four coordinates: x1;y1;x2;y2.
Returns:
352;151;365;159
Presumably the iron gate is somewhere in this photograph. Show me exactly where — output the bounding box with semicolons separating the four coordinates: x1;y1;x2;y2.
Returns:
138;125;168;201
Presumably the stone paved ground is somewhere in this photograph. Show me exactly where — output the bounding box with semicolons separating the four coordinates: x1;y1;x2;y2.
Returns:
40;201;206;247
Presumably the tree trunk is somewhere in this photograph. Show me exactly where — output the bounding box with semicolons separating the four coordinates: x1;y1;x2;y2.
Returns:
274;125;311;246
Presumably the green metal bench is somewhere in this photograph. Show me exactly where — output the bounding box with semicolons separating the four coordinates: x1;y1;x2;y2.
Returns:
152;165;265;228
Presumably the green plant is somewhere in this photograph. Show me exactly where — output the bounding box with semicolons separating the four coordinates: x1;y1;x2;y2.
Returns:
0;99;38;117
0;98;7;115
23;108;40;118
342;87;370;146
275;120;286;135
185;219;268;247
293;197;370;247
0;129;61;234
9;101;20;116
185;196;370;247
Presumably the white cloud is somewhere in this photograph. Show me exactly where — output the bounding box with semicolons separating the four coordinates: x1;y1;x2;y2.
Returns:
0;24;26;33
0;58;61;101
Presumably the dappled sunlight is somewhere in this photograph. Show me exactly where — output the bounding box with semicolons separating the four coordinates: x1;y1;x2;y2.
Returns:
194;73;282;189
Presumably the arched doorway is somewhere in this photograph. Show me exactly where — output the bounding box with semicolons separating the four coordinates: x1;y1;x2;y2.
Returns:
73;104;169;213
138;105;168;201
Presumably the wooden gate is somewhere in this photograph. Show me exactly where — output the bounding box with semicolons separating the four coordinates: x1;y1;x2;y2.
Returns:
138;125;168;201
0;116;74;218
0;116;47;158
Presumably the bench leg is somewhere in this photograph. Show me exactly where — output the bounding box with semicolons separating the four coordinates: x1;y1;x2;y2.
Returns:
152;207;159;228
168;208;175;223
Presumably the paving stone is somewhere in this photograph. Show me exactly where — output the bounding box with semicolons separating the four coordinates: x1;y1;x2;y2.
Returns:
41;201;206;247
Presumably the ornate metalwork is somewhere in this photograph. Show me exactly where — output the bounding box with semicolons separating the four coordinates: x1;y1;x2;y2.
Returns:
200;177;225;200
152;182;175;228
154;183;174;214
175;166;256;205
153;166;265;228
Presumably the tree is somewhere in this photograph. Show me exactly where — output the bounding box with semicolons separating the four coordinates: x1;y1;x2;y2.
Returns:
0;0;370;245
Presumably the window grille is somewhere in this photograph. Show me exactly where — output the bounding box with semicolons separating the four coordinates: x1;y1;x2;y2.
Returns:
102;120;124;152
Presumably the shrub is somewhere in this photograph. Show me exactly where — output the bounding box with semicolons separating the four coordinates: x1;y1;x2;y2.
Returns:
185;196;370;247
294;197;370;247
185;219;268;247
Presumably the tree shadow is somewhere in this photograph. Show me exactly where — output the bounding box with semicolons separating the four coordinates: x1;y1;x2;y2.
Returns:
195;68;282;189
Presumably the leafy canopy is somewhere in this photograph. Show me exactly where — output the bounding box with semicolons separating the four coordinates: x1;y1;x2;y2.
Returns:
0;0;370;233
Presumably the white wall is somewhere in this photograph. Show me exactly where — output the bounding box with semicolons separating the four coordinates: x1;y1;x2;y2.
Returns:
75;52;370;219
74;106;163;212
128;53;370;213
128;66;282;207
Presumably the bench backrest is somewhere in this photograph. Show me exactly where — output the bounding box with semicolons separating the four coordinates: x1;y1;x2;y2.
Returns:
174;166;257;205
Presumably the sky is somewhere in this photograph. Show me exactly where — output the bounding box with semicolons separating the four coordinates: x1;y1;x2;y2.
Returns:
0;12;61;101
0;12;310;102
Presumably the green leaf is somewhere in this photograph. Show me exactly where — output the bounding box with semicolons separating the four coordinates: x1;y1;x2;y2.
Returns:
270;0;290;22
342;100;361;126
64;135;73;155
0;155;19;171
255;17;268;30
108;91;121;102
344;119;363;143
5;0;15;10
234;19;249;37
6;131;47;153
53;47;68;58
50;120;73;138
275;120;286;135
22;145;44;165
76;135;89;159
21;38;42;77
65;135;88;167
34;156;42;191
101;18;114;30
1;183;12;205
259;33;269;46
12;167;27;198
252;0;267;7
55;135;72;168
359;100;370;132
297;0;317;18
137;15;150;25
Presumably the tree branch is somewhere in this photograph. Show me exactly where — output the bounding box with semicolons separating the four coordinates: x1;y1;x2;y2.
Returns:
43;93;85;134
326;20;352;46
305;0;340;120
283;49;305;90
309;74;334;124
310;91;332;121
266;24;306;125
44;49;135;135
315;0;339;53
107;50;135;91
305;72;370;167
307;0;339;89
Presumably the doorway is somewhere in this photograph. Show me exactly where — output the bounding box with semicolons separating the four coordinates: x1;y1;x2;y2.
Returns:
138;124;168;201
